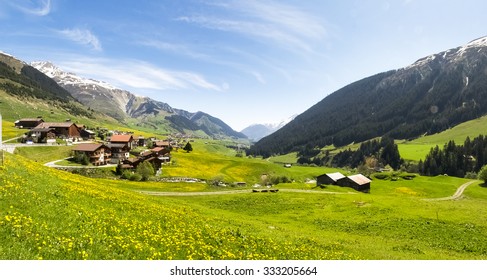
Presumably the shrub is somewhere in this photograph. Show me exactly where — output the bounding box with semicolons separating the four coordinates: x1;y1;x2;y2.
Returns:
136;161;155;181
478;165;487;183
129;173;142;181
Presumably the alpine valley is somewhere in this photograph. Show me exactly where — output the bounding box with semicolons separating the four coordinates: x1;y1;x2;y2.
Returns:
1;53;245;139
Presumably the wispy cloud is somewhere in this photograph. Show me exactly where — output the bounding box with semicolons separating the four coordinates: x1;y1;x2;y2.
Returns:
139;40;210;60
59;57;224;92
12;0;51;16
178;0;327;53
58;28;102;51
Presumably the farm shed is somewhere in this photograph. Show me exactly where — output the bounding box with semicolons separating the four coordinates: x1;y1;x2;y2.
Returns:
316;172;346;186
339;174;371;193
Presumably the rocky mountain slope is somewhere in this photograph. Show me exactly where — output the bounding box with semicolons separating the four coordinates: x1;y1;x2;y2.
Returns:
249;36;487;157
31;61;245;138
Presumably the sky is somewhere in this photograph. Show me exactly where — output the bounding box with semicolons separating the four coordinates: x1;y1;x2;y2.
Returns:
1;0;487;131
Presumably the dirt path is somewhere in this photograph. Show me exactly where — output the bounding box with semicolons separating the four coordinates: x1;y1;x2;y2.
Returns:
423;180;478;201
138;188;357;197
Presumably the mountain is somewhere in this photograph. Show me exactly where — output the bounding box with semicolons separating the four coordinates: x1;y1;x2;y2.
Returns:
31;61;245;139
241;115;296;141
249;36;487;157
0;52;96;121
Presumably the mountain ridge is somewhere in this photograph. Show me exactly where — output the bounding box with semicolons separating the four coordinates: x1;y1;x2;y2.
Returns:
30;61;246;139
249;36;487;157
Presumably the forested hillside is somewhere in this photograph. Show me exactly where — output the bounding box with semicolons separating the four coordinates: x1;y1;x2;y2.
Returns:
250;37;487;157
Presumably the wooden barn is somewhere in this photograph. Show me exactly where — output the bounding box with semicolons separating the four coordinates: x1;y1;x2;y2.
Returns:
15;118;44;129
316;172;346;186
339;174;371;193
31;122;81;140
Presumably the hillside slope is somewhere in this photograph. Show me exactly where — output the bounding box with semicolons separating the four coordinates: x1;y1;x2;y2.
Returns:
31;61;245;139
250;37;487;157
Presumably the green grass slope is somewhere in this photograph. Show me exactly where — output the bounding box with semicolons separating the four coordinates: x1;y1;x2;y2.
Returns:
398;114;487;161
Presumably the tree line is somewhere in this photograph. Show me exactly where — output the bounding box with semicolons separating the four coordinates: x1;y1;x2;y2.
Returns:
419;135;487;177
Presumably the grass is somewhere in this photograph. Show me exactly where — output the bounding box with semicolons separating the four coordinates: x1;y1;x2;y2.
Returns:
14;145;74;164
2;143;487;260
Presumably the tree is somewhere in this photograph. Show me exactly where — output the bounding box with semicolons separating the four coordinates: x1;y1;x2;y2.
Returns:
478;165;487;183
183;142;193;153
136;161;155;181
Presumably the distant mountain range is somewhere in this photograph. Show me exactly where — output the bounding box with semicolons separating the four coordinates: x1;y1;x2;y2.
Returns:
240;115;296;142
250;36;487;157
30;61;246;139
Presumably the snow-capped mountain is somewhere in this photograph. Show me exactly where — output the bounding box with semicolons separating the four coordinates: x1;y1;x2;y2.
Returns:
31;61;246;138
241;115;296;142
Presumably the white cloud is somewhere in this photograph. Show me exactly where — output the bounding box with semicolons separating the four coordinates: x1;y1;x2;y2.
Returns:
178;0;327;54
58;57;224;92
12;0;51;16
59;28;102;51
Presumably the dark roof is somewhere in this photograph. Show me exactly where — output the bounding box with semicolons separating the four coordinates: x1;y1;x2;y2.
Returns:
17;118;44;122
108;143;129;149
73;143;105;152
30;127;55;132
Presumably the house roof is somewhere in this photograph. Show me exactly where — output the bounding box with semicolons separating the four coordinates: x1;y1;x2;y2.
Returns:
35;122;75;129
30;127;55;132
110;134;133;142
154;140;170;146
347;174;371;185
73;143;105;152
16;118;44;122
326;172;346;182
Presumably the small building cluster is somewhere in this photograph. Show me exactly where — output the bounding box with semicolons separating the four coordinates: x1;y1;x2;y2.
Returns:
317;172;371;193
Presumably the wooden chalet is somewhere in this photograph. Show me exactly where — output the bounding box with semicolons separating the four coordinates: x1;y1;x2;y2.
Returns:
32;122;81;139
151;147;171;163
29;127;56;143
316;172;346;186
15;118;44;129
120;150;164;171
153;140;170;149
72;143;111;166
339;174;371;193
80;129;96;140
108;143;130;164
110;134;134;149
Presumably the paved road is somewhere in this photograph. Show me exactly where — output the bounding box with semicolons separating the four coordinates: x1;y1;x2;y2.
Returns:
138;188;357;196
44;158;117;169
423;180;478;201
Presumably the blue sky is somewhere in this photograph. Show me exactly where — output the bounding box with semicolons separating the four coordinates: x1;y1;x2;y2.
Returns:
1;0;487;131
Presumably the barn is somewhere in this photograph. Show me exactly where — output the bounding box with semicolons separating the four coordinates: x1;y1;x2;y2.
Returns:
339;174;371;193
316;172;346;186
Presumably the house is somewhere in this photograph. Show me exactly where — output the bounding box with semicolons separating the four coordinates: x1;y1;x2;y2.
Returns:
108;143;130;164
316;172;346;186
338;174;371;193
120;150;164;171
80;129;96;140
110;134;134;149
151;147;171;163
29;127;56;143
32;122;81;140
72;143;111;166
15;118;44;129
153;140;170;149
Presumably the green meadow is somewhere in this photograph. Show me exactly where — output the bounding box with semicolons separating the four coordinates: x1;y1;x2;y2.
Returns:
2;137;487;260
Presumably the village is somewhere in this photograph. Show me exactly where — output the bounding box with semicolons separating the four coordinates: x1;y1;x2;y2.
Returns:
12;117;373;192
12;117;192;172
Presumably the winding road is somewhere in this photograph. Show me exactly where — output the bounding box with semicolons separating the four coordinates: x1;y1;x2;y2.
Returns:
423;180;478;201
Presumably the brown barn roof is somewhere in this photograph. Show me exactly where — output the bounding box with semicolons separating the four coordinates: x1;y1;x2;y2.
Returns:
110;134;133;142
73;143;105;152
35;122;75;129
347;174;371;185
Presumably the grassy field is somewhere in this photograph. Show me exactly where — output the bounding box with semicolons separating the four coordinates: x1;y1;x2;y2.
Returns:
2;139;487;260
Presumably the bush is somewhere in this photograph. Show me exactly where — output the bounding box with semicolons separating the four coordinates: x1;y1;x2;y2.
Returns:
478;165;487;183
136;161;155;181
121;170;132;180
129;173;142;181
